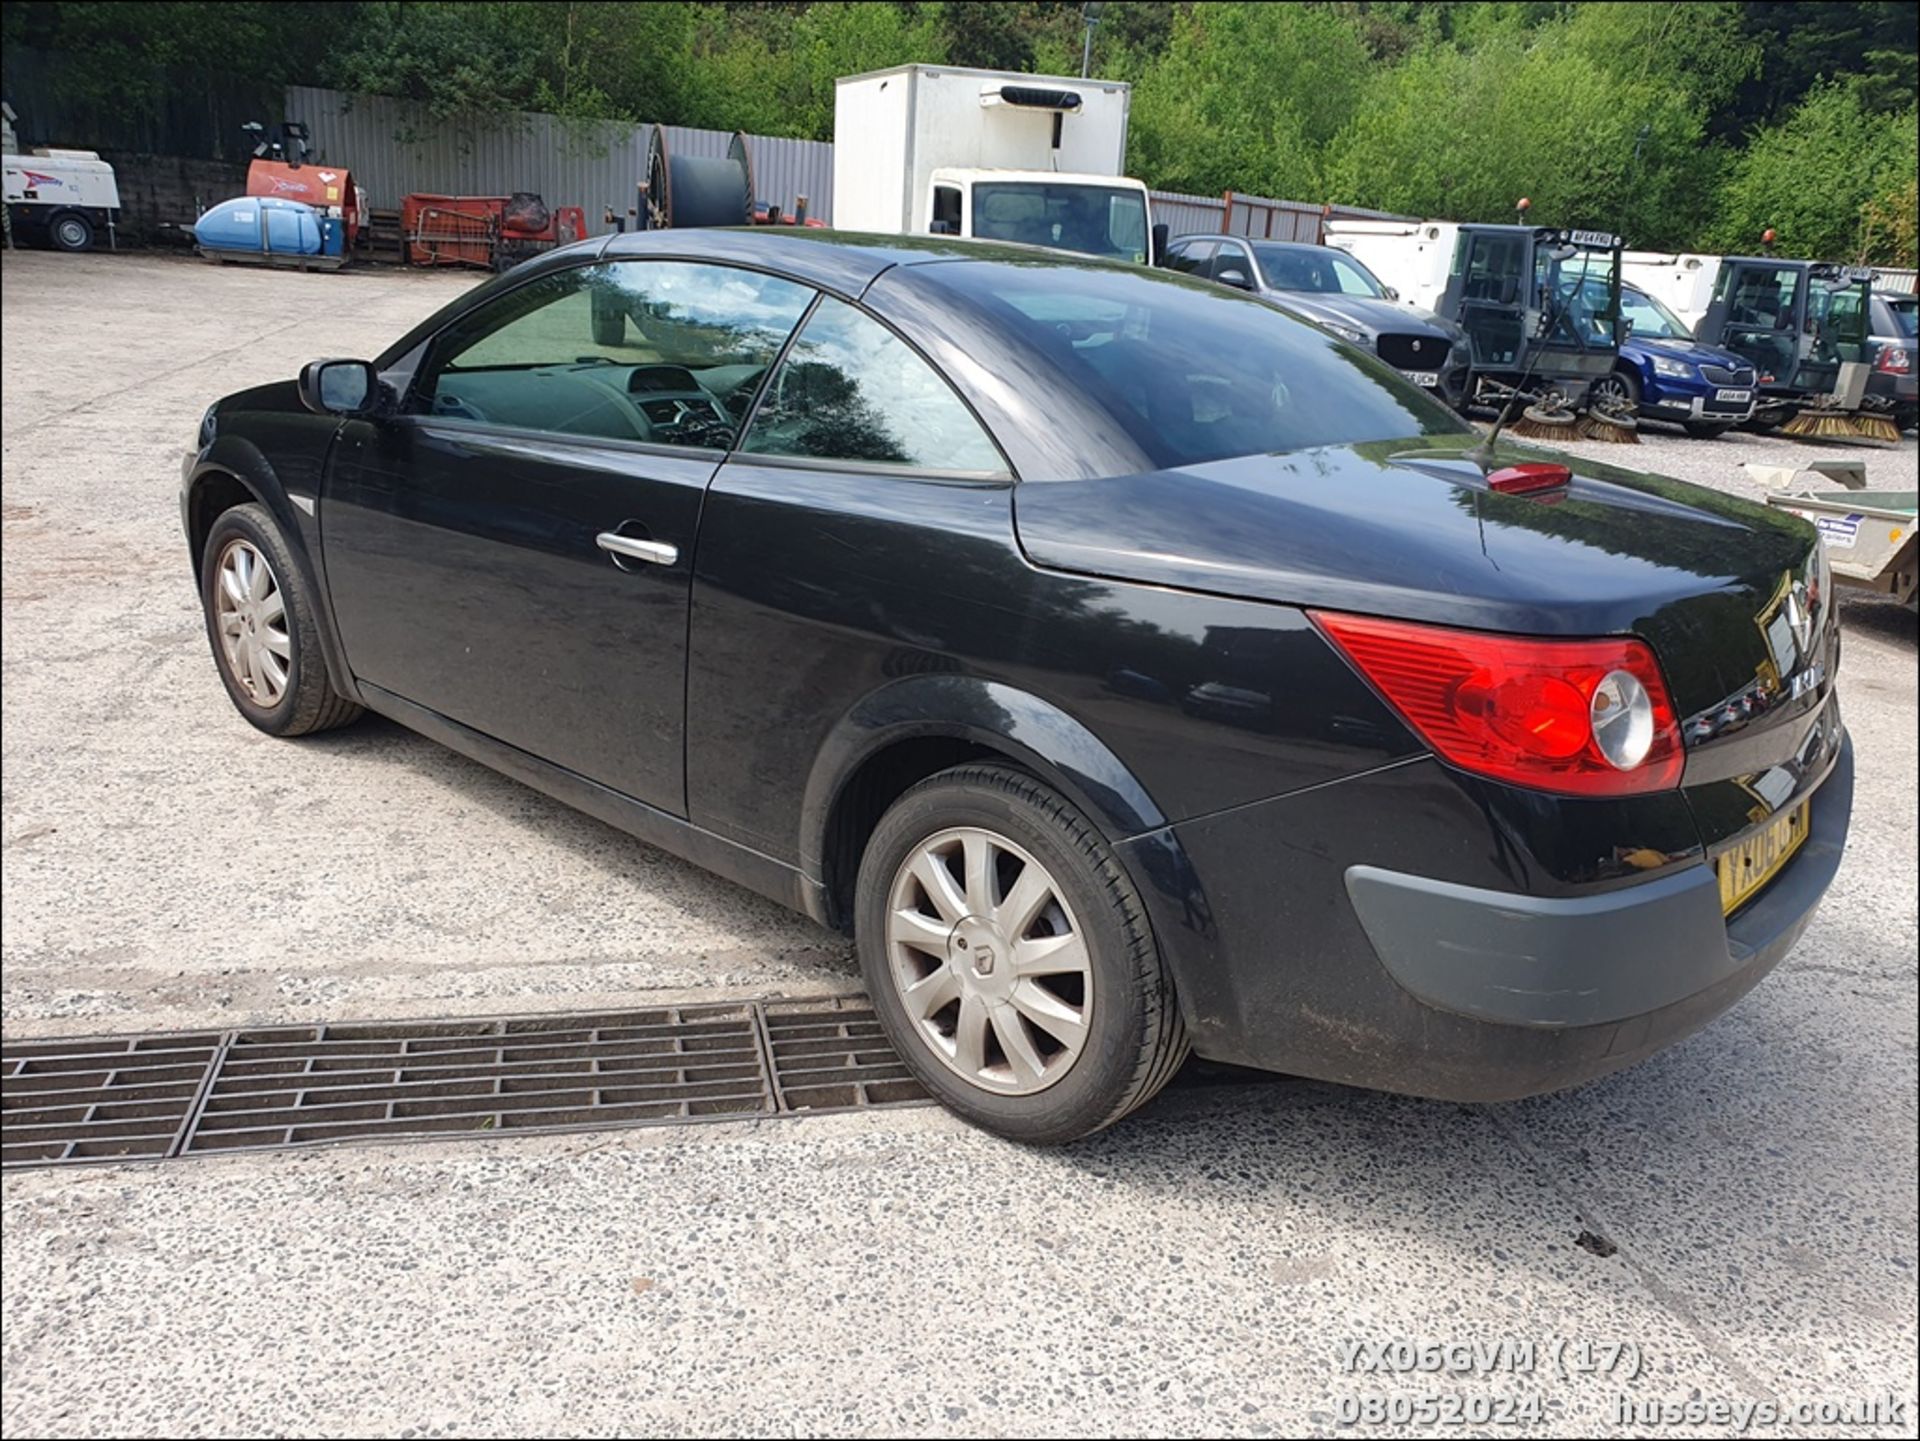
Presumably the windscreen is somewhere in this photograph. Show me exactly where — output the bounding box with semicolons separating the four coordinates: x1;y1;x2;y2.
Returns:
912;258;1469;471
1540;247;1621;349
970;183;1150;263
1252;245;1387;297
1617;287;1692;341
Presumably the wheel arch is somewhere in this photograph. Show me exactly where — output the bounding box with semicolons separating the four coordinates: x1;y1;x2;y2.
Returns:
801;675;1169;931
185;440;361;704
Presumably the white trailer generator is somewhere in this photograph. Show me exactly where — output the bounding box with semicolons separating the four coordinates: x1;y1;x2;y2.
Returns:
832;63;1157;264
3;148;120;252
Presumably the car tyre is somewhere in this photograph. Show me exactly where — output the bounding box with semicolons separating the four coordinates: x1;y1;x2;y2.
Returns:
1592;368;1640;417
49;211;95;252
856;763;1189;1144
200;503;364;737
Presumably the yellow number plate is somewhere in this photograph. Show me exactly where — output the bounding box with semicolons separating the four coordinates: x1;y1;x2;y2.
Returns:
1716;800;1810;915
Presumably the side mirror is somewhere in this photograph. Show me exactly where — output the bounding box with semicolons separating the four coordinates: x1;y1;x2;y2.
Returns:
1150;221;1169;267
298;359;381;417
1383;285;1400;301
1216;267;1253;291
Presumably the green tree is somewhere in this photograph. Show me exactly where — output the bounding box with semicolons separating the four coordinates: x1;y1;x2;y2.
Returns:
1711;78;1920;264
1126;2;1373;198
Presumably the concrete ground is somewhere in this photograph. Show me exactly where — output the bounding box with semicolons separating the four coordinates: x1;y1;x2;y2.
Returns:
3;250;1916;1438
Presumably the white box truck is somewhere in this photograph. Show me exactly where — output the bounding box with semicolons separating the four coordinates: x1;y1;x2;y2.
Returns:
832;63;1157;263
1321;218;1461;314
3;147;120;252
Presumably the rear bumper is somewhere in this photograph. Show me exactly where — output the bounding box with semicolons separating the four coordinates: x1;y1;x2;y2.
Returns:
1126;734;1853;1103
1345;734;1851;1031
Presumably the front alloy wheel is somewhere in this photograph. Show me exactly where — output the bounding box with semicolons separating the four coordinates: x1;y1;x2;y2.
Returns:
213;538;291;707
885;826;1092;1094
198;501;363;737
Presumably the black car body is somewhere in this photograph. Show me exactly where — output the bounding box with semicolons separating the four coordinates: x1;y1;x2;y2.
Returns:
181;229;1852;1139
1163;234;1471;408
1866;290;1918;430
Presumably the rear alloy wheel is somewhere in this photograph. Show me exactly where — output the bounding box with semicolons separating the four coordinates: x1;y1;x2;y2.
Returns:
200;502;363;737
857;764;1188;1144
885;826;1093;1095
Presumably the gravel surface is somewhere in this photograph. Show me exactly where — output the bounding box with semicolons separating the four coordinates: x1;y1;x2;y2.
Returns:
2;251;1915;1438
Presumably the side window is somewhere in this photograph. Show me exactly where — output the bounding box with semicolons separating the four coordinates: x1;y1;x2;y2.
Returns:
416;260;812;448
1210;243;1253;287
1166;239;1214;276
931;186;962;235
740;297;1006;474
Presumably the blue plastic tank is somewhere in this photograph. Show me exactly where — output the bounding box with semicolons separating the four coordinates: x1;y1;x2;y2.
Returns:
195;196;323;255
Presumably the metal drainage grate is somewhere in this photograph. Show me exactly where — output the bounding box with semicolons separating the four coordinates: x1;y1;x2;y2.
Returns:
765;998;928;1111
186;1004;772;1155
1;997;932;1170
1;1033;223;1167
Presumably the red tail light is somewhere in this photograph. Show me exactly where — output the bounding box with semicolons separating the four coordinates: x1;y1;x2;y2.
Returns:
1312;612;1685;796
1486;462;1571;495
1874;345;1912;374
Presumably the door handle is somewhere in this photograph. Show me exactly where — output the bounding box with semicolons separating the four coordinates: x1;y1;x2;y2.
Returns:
596;532;678;567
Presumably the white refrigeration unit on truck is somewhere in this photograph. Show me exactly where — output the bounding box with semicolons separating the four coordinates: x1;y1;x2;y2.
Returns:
831;64;1158;264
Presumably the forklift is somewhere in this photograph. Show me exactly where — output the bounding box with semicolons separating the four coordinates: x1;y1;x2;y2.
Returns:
1436;220;1629;438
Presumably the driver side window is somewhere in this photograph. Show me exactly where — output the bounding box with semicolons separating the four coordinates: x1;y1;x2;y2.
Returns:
416;260;813;448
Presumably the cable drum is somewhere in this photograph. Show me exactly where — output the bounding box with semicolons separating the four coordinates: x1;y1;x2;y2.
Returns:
644;125;756;229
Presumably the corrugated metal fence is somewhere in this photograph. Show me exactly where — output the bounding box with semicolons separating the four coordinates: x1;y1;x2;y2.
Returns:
1151;189;1416;243
287;86;833;223
1873;268;1918;296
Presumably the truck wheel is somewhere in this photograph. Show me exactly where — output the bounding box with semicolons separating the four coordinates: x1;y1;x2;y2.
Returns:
856;764;1189;1145
1684;421;1734;439
200;503;364;737
49;211;95;252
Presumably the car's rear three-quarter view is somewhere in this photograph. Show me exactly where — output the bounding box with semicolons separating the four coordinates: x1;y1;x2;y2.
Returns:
179;228;1853;1143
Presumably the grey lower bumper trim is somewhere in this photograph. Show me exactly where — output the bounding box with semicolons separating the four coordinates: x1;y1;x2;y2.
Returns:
1347;735;1853;1029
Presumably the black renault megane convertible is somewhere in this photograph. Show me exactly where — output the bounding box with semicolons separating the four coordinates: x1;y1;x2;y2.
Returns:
181;229;1851;1143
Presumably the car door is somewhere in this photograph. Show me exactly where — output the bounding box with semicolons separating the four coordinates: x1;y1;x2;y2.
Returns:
322;257;814;815
685;294;1017;858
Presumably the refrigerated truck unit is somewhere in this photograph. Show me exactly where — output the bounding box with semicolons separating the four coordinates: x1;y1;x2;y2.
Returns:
832;64;1156;263
3;148;120;252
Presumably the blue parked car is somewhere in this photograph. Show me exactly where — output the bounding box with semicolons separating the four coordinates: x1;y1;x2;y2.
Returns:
1581;282;1759;438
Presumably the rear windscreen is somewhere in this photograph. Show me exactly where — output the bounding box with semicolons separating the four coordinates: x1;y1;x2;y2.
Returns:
910;259;1469;470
